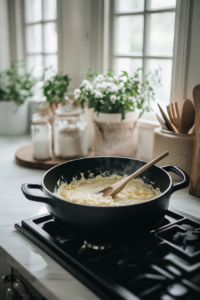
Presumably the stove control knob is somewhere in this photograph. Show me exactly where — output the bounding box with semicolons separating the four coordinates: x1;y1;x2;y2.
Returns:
13;280;26;295
21;293;32;300
6;287;17;300
2;274;12;283
12;280;32;300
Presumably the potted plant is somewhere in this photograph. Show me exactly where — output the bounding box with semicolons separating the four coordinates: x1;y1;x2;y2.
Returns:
74;69;161;157
41;73;70;122
0;61;38;135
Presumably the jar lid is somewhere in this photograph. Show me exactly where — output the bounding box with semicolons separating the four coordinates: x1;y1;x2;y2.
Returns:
32;116;49;125
55;104;82;117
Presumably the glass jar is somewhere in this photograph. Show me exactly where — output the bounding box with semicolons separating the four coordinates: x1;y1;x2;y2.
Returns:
53;104;88;158
31;115;52;160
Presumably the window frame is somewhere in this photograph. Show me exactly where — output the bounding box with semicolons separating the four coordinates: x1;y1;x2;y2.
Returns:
108;0;176;110
22;0;58;77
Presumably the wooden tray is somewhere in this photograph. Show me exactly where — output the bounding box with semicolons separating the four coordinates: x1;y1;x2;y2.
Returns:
15;145;94;170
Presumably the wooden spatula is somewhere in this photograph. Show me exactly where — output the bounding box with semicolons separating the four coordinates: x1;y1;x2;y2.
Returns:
156;114;168;130
167;102;181;132
180;99;195;133
157;103;175;132
99;151;169;197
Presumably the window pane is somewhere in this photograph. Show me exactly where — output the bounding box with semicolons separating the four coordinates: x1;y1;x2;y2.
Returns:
25;0;42;23
43;0;57;20
27;55;43;77
145;59;172;106
115;0;144;12
150;0;176;9
26;24;42;53
149;13;175;56
44;55;58;77
114;58;142;76
115;16;144;55
44;22;57;53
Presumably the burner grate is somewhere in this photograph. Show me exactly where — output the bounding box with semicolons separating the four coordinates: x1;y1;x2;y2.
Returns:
15;209;200;300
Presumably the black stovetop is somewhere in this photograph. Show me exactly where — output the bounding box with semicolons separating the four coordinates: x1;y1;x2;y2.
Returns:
15;209;200;300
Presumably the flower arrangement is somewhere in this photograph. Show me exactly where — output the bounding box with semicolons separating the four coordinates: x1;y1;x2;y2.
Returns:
43;73;70;103
0;60;38;105
74;69;161;120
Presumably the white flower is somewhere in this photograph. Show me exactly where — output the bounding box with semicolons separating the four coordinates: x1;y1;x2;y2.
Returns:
121;76;127;83
93;74;104;83
117;96;120;100
74;94;79;100
128;96;134;102
100;100;104;104
97;74;104;81
130;106;134;110
113;75;118;81
122;87;125;93
94;91;103;98
85;84;93;91
74;88;81;95
122;101;124;104
110;84;118;93
82;79;90;86
96;83;103;90
119;82;124;89
101;82;107;90
128;83;132;89
108;77;114;82
110;95;117;104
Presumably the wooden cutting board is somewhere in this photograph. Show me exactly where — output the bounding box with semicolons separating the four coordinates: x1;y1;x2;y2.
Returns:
15;145;95;170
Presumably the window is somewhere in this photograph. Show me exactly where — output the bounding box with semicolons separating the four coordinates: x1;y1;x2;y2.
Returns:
112;0;176;107
24;0;58;79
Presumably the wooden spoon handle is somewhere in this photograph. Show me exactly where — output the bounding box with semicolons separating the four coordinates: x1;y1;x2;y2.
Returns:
125;151;169;183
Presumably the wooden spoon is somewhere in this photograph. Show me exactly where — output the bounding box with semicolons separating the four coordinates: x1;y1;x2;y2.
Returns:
192;84;200;110
99;151;169;197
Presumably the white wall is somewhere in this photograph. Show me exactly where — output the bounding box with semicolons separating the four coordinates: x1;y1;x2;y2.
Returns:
185;0;200;99
0;0;10;71
59;0;103;91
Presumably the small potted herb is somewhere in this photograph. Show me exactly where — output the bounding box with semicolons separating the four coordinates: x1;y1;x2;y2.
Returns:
43;73;70;110
74;68;161;157
0;60;38;135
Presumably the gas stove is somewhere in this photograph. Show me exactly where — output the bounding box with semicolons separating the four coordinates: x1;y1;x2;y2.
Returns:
15;209;200;300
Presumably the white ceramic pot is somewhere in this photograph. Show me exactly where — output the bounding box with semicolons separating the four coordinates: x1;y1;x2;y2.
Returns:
93;112;138;157
0;101;28;135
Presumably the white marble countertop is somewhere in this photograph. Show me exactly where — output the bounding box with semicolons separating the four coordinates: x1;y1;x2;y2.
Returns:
0;135;200;300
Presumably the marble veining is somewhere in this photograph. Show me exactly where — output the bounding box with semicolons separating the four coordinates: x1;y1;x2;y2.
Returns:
0;135;200;300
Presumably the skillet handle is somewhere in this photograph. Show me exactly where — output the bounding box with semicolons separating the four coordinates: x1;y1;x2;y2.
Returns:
161;165;190;194
21;183;52;204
